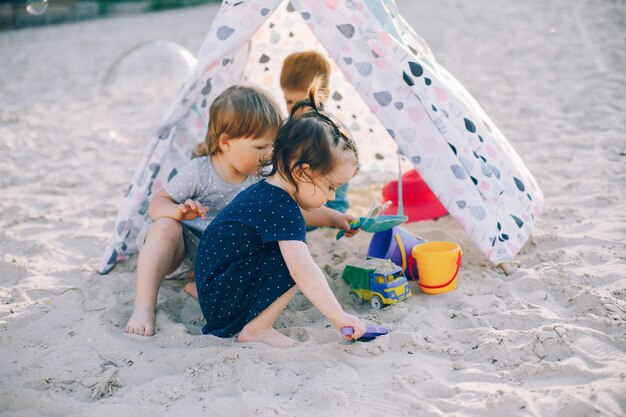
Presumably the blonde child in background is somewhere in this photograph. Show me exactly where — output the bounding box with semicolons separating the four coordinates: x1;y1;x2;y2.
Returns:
125;85;283;336
194;78;366;347
280;51;350;214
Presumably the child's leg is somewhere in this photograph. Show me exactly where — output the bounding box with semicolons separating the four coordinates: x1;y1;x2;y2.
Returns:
182;227;200;299
125;218;185;336
238;286;299;348
183;279;198;299
184;269;197;299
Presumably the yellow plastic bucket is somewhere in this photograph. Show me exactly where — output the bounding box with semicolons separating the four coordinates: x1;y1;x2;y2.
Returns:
411;241;462;294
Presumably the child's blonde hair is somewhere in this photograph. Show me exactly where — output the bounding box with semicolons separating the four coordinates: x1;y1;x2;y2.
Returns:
194;85;283;156
262;77;358;192
280;51;331;94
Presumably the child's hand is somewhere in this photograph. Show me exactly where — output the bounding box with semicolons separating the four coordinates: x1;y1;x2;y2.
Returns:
334;313;366;340
174;199;208;221
335;213;361;238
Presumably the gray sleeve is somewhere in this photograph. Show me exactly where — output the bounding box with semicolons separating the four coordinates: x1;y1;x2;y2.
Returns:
162;159;204;203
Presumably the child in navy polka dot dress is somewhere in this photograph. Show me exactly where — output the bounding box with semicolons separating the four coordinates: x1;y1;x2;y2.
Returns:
195;78;367;347
125;85;283;337
280;51;350;214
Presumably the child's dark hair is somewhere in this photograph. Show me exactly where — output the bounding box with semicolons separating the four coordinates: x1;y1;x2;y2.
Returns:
194;85;283;156
261;77;358;191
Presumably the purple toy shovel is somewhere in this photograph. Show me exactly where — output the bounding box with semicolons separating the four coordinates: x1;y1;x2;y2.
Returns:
342;326;388;341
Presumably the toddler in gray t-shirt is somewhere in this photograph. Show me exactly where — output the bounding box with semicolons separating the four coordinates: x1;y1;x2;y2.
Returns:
124;84;283;337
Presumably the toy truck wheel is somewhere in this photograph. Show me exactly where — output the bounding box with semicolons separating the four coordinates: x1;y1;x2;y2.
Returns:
349;291;363;304
370;295;384;310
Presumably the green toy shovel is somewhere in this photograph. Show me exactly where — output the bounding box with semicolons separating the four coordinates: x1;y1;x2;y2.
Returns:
336;200;408;239
336;152;409;240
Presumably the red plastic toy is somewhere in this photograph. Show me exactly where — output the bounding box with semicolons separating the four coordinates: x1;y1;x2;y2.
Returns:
381;169;448;222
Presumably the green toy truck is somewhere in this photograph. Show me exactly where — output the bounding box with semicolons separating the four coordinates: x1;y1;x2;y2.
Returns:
342;258;412;310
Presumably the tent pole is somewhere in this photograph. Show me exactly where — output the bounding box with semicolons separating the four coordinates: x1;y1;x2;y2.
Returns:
498;262;513;276
397;151;404;216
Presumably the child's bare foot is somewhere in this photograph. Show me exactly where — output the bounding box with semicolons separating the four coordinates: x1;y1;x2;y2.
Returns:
183;281;198;299
124;305;156;336
238;326;299;348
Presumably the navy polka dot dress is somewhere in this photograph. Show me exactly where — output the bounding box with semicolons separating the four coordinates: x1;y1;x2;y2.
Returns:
194;180;306;337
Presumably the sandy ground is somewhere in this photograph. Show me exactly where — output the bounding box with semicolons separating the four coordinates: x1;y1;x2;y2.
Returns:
1;1;625;416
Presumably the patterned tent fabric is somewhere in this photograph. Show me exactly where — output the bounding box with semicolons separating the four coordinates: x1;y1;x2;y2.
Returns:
98;0;543;274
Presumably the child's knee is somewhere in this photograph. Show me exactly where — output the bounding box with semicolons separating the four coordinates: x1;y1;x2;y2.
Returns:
149;218;183;241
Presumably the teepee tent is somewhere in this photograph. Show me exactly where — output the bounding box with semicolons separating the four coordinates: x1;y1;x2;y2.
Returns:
98;0;543;274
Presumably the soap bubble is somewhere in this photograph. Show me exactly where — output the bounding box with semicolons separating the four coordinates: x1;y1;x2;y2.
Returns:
26;0;48;15
100;40;196;141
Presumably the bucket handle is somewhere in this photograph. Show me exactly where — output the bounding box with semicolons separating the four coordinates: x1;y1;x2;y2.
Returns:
419;251;463;290
394;233;407;271
394;233;419;281
407;253;418;281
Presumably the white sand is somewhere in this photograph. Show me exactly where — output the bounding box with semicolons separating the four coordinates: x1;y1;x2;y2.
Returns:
1;1;625;416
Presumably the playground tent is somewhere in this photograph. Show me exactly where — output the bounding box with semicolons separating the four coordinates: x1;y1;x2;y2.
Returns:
99;0;543;274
